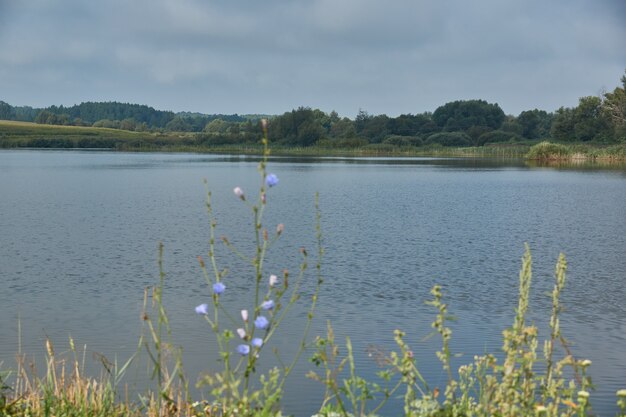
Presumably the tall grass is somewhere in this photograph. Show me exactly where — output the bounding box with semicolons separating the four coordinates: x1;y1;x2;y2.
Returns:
526;141;626;161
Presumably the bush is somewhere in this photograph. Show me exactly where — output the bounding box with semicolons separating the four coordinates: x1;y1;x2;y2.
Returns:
526;141;571;160
426;132;471;147
383;135;422;147
316;137;369;148
478;130;523;146
365;143;395;152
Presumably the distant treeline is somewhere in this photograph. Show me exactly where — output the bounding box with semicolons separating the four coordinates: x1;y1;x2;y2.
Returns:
1;70;624;147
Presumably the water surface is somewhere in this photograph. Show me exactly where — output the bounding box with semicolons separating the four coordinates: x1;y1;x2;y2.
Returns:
1;150;625;415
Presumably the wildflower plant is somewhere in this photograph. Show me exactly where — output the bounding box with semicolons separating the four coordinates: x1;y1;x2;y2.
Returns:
191;120;324;416
308;245;625;417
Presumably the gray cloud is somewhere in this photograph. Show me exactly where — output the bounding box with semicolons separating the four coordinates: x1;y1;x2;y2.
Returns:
0;0;624;116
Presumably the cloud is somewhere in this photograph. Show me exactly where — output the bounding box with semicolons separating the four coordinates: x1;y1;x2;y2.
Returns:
0;0;624;115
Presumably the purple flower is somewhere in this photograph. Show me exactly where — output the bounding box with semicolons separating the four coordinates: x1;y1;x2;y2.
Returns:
213;282;226;295
236;344;250;356
252;337;263;348
254;316;269;330
261;300;275;310
265;173;279;187
195;303;209;315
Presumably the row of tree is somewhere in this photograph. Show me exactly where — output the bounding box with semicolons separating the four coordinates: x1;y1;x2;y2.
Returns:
0;101;248;132
1;71;625;146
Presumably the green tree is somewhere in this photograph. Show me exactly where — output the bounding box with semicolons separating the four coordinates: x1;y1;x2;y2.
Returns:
330;117;356;139
0;101;15;120
500;116;523;136
120;118;137;131
433;100;505;132
517;109;553;139
268;107;326;146
204;119;229;134
354;110;389;143
550;107;575;141
426;131;472;146
35;110;57;125
573;96;611;142
602;70;626;142
388;113;438;136
165;116;194;132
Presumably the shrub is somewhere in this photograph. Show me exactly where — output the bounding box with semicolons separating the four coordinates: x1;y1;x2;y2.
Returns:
383;135;423;147
426;132;471;147
478;129;523;146
526;141;571;160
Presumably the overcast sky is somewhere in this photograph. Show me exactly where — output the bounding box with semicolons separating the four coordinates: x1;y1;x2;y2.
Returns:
0;0;624;117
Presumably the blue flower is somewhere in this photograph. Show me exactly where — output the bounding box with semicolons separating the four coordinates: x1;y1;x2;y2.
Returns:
254;315;269;330
195;304;209;315
265;173;279;187
252;337;263;348
261;300;275;310
236;344;250;356
213;282;226;295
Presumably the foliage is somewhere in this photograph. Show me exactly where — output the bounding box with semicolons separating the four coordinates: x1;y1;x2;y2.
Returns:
383;135;423;147
181;122;323;415
526;141;571;160
432;99;505;132
268;107;327;146
517;109;554;139
602;70;626;142
425;132;472;147
478;129;523;145
308;246;624;417
4;68;626;146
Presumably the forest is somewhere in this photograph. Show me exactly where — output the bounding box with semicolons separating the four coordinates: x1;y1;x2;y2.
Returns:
1;71;624;148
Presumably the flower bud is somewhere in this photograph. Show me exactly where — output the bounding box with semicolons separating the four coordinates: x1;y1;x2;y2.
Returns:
241;309;248;322
269;274;278;287
236;328;246;339
276;223;284;235
233;186;245;200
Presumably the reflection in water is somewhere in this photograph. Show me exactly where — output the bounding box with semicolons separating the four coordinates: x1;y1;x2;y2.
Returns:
0;150;625;416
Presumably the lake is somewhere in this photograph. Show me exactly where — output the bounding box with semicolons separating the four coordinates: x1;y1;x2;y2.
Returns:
1;150;625;416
